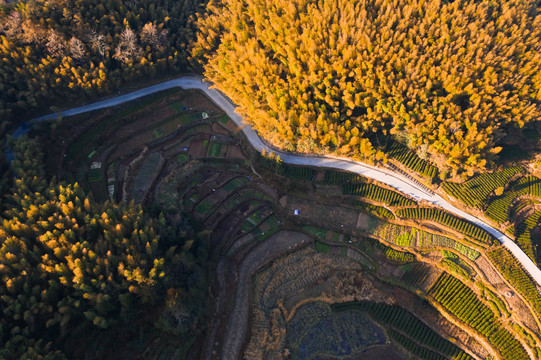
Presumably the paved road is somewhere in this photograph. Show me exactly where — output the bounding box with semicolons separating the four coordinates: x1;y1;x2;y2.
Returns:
20;75;541;287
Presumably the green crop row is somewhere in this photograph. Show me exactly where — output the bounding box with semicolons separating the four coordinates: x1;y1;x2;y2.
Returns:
367;216;480;260
429;273;528;360
514;209;541;262
442;167;523;209
528;176;541;198
482;176;541;265
485;176;528;223
400;263;431;288
374;242;415;263
485;176;541;224
487;247;541;320
389;330;447;360
429;273;497;335
496;144;529;164
87;168;102;183
366;219;417;247
343;183;416;207
508;199;536;222
475;282;511;318
333;301;474;360
283;164;314;181
387;141;438;179
323;169;364;184
397;207;494;245
441;259;470;280
489;328;531;360
350;200;395;219
417;227;480;261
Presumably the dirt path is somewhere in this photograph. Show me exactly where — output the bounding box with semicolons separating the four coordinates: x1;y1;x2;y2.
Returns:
219;230;311;360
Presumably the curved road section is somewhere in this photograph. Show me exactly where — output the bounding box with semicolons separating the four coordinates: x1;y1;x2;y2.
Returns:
20;75;541;287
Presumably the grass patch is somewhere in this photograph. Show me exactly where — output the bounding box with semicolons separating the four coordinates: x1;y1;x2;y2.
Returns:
208;142;222;158
223;177;248;192
194;200;213;216
176;154;189;163
247;209;264;226
178;114;191;125
315;241;331;253
170;102;185;113
252;217;280;241
219;115;230;124
87;168;103;183
302;226;326;240
158;117;183;136
153;128;164;139
190;113;203;121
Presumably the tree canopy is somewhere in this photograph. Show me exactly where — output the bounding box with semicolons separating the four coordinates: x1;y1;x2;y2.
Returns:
0;0;203;124
0;138;206;358
194;0;541;176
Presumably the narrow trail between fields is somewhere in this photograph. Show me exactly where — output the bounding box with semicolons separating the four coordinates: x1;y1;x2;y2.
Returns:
219;231;310;360
18;75;541;288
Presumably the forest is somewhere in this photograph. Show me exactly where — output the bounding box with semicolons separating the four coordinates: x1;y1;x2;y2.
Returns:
0;138;207;358
0;0;211;350
193;0;541;176
0;0;203;125
3;0;541;358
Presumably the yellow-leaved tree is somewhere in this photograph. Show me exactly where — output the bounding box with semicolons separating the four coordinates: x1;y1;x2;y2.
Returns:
193;0;541;176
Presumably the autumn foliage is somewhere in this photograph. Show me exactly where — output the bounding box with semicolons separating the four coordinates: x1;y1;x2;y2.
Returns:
0;139;206;358
194;0;541;176
0;0;201;123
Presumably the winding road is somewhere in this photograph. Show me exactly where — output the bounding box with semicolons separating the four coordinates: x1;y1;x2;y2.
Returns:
19;75;541;287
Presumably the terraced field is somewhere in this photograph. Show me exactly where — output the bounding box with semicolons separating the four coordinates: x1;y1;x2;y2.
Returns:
397;207;494;246
429;273;529;360
30;76;541;293
43;86;541;360
386;140;438;180
47;90;291;358
443;167;541;267
442;167;523;209
343;182;417;207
